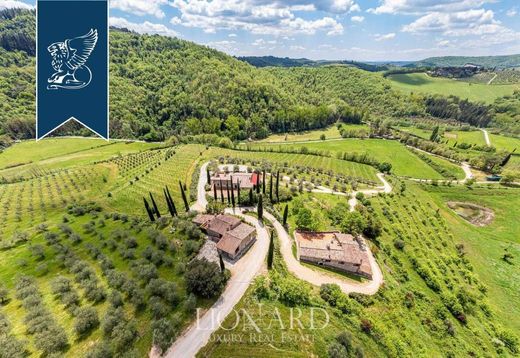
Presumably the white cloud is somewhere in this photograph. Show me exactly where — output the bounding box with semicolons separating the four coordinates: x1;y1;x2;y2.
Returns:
374;32;396;41
506;8;518;17
228;33;238;37
369;0;491;15
110;0;167;19
351;15;364;22
0;1;33;10
290;45;306;50
169;0;348;36
109;17;179;37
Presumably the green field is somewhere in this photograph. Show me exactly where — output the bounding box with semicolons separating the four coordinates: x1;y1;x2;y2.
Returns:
443;130;486;146
258;124;369;143
387;73;520;104
425;186;520;332
488;134;520;152
246;139;449;179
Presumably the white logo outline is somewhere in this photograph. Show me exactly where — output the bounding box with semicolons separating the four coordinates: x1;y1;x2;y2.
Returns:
47;28;98;90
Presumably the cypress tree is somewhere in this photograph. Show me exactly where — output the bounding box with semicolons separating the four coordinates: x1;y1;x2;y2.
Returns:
283;204;289;226
207;168;211;185
262;170;266;194
267;231;274;270
220;181;225;203
179;181;189;212
256;171;260;194
143;197;155;222
269;173;273;202
230;178;236;208
275;170;280;202
226;184;231;203
166;186;177;216
257;194;263;221
249;188;253;205
149;192;161;218
219;253;225;272
164;189;174;216
237;180;241;206
213;183;218;200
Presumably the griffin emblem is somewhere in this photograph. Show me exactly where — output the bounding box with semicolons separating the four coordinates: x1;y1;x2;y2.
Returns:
47;29;98;90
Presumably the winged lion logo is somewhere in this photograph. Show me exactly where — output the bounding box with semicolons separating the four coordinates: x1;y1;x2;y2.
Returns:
47;29;98;90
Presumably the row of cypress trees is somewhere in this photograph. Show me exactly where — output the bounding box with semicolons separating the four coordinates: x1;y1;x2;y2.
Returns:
143;182;190;221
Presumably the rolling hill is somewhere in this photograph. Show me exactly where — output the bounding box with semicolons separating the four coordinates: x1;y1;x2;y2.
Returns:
410;54;520;69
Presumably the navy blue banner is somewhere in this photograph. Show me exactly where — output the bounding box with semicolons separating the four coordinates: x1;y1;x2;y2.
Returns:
37;0;108;140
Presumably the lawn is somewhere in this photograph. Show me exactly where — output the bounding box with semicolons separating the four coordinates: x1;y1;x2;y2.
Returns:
442;130;487;147
396;126;432;140
257;124;369;143
246;139;445;179
488;134;520;152
387;72;520;104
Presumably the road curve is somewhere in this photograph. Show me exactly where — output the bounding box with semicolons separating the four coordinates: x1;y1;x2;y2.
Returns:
263;211;383;295
190;161;209;212
164;209;269;358
480;129;491;146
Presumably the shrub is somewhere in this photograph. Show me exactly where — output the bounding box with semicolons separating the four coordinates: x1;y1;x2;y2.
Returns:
185;259;228;298
0;284;9;304
277;277;310;306
74;307;100;337
149;296;169;319
84;342;112;358
152;318;179;353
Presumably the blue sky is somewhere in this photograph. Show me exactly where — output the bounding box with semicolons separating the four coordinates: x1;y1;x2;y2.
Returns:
4;0;520;61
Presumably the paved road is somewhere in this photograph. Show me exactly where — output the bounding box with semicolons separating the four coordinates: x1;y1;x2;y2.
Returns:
164;209;269;358
263;211;383;295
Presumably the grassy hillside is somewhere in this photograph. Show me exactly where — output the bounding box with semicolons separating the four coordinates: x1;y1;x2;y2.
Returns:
412;54;520;69
387;73;520;104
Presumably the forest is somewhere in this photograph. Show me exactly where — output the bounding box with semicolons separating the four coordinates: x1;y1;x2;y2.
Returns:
0;9;519;141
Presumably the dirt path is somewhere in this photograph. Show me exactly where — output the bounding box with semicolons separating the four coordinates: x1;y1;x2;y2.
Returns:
487;73;497;85
481;129;491;146
263;211;383;295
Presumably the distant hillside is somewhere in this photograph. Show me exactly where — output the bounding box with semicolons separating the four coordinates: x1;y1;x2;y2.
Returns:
410;54;520;69
238;55;389;72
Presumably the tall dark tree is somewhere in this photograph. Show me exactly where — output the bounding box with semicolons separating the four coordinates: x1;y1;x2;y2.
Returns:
149;192;161;218
213;183;218;200
249;188;253;205
256;171;260;194
219;253;225;273
207;168;211;185
257;194;263;221
269;173;273;202
166;186;177;216
179;181;189;212
164;189;175;217
226;184;231;203
283;204;289;226
430;125;440;142
275;171;280;202
237;180;241;206
262;170;266;194
230;178;236;208
143;197;155;222
220;182;225;203
267;231;274;270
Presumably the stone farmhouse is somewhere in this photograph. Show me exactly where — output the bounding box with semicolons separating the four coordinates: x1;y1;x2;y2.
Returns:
193;214;256;260
295;231;372;279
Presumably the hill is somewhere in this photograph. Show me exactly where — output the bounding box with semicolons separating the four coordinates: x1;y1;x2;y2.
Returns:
238;55;389;72
410;54;520;69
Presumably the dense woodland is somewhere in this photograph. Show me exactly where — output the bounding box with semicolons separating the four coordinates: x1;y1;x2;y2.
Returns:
0;9;519;141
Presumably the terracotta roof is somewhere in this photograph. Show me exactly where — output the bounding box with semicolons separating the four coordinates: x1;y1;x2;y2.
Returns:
217;233;243;255
228;223;256;240
216;223;256;256
211;172;255;188
193;214;215;227
205;215;241;237
296;231;372;277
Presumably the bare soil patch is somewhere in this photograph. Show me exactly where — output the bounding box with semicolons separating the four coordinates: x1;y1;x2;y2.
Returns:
447;201;494;226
